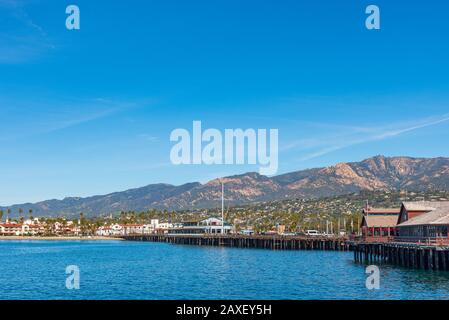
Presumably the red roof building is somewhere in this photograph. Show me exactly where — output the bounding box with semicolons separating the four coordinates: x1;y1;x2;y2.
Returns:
361;206;400;242
396;201;449;244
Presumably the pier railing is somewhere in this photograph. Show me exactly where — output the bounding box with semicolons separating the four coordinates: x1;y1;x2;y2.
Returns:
361;236;395;243
393;236;449;246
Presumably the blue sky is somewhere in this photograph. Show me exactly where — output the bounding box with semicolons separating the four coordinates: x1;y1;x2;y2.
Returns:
1;0;449;205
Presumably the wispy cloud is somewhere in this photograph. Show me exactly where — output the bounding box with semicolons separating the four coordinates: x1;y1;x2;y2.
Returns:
40;100;137;134
286;113;449;161
0;0;54;63
374;115;449;140
137;134;159;143
0;97;152;141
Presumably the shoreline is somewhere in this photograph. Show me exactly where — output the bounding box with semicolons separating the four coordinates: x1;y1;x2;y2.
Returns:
0;236;123;241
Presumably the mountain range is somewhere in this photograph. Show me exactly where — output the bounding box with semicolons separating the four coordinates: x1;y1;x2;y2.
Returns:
2;155;449;218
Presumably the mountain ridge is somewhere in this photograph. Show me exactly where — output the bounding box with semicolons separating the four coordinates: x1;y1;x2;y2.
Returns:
3;155;449;217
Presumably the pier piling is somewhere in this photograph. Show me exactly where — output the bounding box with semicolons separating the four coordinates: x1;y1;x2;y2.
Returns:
351;241;449;271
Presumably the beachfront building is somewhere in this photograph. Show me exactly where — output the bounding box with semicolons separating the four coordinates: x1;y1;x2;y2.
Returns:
23;218;41;226
110;224;124;236
396;201;449;244
52;221;79;235
0;223;24;236
96;224;124;236
168;217;232;235
147;219;173;234
0;222;44;236
95;222;176;236
99;223;126;236
361;206;400;242
122;223;172;235
96;225;113;236
22;224;41;236
121;224;142;235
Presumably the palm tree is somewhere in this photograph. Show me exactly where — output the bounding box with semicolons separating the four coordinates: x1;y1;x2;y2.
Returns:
0;210;3;222
130;211;136;223
79;213;86;236
138;211;145;224
62;219;68;235
28;209;33;220
119;211;126;224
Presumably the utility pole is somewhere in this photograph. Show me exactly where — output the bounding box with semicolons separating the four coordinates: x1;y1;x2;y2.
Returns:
357;216;360;235
221;181;225;235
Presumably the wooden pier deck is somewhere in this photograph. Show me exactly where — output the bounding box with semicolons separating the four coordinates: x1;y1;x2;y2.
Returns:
121;234;352;251
353;241;449;271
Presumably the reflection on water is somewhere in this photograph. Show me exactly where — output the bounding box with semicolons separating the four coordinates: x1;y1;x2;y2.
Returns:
377;265;449;299
1;240;449;300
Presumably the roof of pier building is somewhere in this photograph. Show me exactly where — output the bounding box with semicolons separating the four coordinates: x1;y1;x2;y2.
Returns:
397;201;449;227
362;215;399;228
362;207;401;215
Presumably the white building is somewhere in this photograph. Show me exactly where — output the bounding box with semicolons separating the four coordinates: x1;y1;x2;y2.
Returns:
150;219;159;228
96;224;125;236
96;226;113;236
0;223;23;236
23;218;40;226
168;217;232;235
122;224;145;235
96;221;177;236
0;223;42;236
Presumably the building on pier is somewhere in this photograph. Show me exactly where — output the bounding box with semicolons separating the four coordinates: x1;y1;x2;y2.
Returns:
361;206;400;242
396;201;449;243
362;207;401;216
168;217;232;235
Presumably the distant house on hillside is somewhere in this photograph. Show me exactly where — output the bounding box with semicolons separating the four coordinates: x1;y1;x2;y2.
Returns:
361;206;400;242
396;201;449;243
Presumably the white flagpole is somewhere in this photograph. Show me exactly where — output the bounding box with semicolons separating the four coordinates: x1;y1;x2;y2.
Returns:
221;181;224;234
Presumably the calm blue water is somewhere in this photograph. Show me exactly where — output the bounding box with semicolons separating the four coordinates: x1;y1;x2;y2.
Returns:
1;240;449;300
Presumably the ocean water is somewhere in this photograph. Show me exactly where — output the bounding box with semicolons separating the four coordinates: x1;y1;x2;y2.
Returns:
1;240;449;300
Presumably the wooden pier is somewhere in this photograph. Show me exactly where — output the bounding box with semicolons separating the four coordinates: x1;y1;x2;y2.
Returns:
122;234;352;251
353;242;449;271
121;234;449;271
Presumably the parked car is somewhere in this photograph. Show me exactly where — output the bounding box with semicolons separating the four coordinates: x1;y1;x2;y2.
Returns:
262;231;278;236
239;229;254;236
305;230;321;236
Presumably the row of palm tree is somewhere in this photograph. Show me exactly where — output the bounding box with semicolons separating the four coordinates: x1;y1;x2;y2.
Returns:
0;208;33;223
